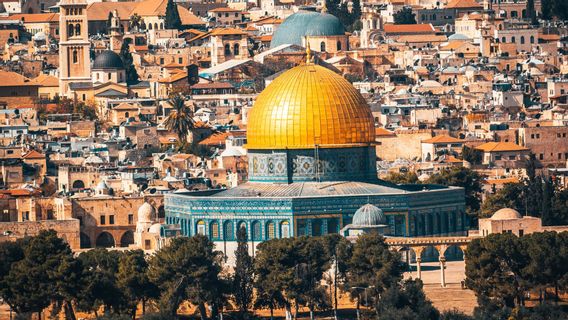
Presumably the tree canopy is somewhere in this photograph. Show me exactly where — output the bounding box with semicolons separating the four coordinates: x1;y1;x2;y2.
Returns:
394;7;417;24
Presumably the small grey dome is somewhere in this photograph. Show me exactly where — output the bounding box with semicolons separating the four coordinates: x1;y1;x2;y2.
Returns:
352;204;386;226
448;33;470;41
93;50;124;70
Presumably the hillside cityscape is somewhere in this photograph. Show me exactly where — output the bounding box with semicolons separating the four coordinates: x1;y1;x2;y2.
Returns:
0;0;567;319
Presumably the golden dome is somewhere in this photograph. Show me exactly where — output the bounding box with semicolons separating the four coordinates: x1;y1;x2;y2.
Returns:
247;64;375;149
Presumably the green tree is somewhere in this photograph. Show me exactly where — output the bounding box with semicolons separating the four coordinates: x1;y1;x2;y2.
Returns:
77;249;126;316
164;0;181;30
375;279;439;320
232;226;254;317
526;0;538;25
427;167;484;217
2;230;81;319
253;239;288;319
319;234;352;319
550;188;568;225
148;235;223;319
116;250;158;318
520;232;565;303
345;233;404;317
382;171;419;184
461;145;482;165
164;95;195;144
480;182;526;218
440;309;473;320
120;39;139;84
129;13;142;32
394;7;417;24
465;233;528;308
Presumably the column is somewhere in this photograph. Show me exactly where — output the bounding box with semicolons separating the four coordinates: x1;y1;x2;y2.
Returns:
416;257;422;280
439;256;446;287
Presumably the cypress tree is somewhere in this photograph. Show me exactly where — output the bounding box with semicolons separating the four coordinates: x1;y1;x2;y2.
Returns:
233;226;253;317
164;0;182;30
119;40;139;84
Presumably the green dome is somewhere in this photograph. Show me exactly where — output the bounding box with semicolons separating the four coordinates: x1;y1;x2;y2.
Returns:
271;11;345;48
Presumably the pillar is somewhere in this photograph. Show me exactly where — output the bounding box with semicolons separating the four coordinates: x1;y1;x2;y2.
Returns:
416;257;422;279
439;256;446;287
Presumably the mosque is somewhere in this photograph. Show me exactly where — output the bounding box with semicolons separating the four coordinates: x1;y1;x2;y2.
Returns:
164;49;467;257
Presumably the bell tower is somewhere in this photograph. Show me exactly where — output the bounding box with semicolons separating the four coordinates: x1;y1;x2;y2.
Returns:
59;0;91;97
109;9;123;53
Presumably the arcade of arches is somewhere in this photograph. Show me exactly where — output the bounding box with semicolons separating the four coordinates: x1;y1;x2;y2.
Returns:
386;236;473;287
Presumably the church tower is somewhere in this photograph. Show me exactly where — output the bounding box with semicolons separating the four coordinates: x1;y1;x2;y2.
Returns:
59;0;91;97
109;9;123;53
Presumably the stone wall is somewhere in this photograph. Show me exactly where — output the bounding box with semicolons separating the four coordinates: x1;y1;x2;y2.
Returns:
0;219;80;250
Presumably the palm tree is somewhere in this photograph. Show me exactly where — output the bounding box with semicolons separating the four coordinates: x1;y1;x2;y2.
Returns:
164;95;194;144
129;13;142;32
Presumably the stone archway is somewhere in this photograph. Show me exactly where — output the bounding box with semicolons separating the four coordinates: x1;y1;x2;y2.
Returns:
444;244;464;261
421;245;440;262
95;232;115;248
120;231;134;247
80;232;91;249
72;180;85;189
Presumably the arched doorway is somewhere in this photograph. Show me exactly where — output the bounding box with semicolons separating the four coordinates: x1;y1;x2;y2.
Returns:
80;232;91;249
95;232;115;248
72;180;85;189
157;205;165;219
120;231;134;247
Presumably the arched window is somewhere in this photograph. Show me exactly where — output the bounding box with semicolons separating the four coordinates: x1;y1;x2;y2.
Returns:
75;23;81;36
72;50;78;64
160;23;164;29
210;221;220;240
251;220;261;241
320;41;326;52
337;41;342;51
154;23;158;30
312;220;322;236
224;43;231;55
196;220;206;235
511;36;516;43
68;24;74;37
266;221;275;239
501;37;506;43
148;23;153;30
432;14;436;20
108;72;111;80
223;221;234;241
233;43;239;56
421;14;426;21
520;36;525;44
280;221;290;238
530;35;535;44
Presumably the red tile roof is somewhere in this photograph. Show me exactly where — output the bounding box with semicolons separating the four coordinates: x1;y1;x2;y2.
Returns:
384;24;435;35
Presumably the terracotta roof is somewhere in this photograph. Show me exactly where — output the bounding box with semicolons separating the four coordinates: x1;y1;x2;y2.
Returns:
475;141;529;152
199;132;230;146
396;34;447;43
7;13;58;23
259;35;272;42
30;74;58;87
446;0;483;9
86;2;138;21
191;82;234;89
158;71;187;83
21;150;44;159
210;27;247;36
438;155;463;163
384;24;435;35
422;135;464;144
0;71;37;87
209;7;241;12
131;0;204;25
375;127;396;136
539;34;560;41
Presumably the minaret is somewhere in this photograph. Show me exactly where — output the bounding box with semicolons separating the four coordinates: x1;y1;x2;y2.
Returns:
109;9;123;53
59;0;91;97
